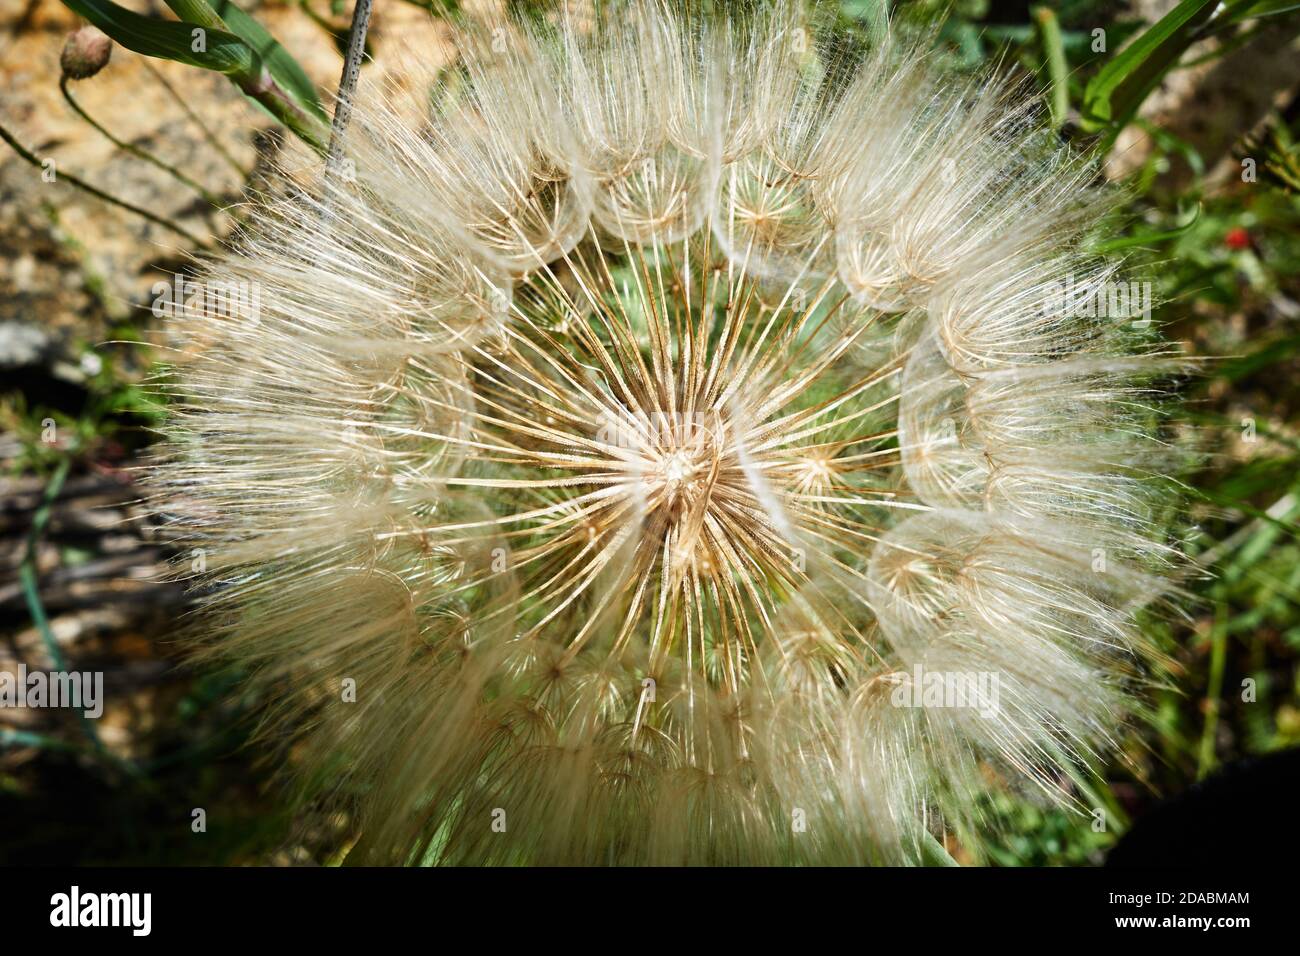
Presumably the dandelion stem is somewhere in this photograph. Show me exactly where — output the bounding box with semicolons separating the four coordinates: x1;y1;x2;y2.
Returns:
326;0;373;178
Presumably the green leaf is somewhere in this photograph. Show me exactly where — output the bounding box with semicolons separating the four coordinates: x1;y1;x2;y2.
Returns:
205;0;326;121
1081;0;1218;139
62;0;329;150
63;0;258;77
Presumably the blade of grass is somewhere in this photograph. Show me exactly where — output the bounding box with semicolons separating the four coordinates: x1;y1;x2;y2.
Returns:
1081;0;1219;148
1033;6;1069;129
1094;202;1201;253
16;459;103;753
1196;608;1228;779
918;828;960;866
16;457;144;778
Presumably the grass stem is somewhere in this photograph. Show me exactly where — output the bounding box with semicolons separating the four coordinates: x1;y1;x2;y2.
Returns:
61;76;226;209
0;119;211;249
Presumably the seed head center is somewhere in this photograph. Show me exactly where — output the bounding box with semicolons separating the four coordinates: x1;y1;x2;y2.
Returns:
648;427;720;512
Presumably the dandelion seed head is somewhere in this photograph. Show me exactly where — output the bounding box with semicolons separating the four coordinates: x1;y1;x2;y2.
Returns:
151;3;1187;864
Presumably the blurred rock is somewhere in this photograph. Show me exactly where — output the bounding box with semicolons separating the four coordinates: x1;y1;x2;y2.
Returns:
0;319;52;367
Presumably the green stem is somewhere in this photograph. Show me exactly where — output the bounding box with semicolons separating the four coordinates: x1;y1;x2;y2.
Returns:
162;0;330;151
17;457;143;777
918;828;960;866
1197;609;1228;779
61;76;225;208
236;66;331;152
143;59;251;179
1033;6;1069;129
17;460;98;750
0;119;210;249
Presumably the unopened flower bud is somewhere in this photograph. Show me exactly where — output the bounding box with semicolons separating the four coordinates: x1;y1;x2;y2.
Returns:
60;26;112;81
